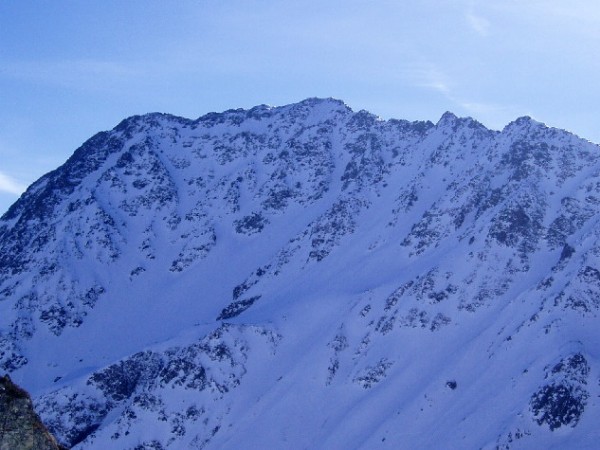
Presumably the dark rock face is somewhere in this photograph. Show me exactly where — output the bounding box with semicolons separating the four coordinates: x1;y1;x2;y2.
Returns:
0;375;66;450
530;353;590;430
36;325;280;449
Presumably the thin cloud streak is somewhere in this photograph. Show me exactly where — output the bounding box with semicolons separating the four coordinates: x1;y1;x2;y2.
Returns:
406;64;452;95
466;11;490;36
408;61;522;130
0;171;26;196
2;59;143;91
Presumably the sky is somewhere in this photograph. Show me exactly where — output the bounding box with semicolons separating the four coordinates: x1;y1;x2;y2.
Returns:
1;0;599;215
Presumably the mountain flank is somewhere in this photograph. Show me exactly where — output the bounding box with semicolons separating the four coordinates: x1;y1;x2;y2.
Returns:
1;98;600;448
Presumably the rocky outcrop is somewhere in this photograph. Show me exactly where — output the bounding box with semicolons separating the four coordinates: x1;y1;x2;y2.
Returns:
0;375;66;450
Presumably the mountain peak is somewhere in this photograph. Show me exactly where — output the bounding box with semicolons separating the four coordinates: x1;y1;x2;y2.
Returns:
438;111;459;123
435;111;488;133
503;115;546;133
289;97;353;116
297;96;348;107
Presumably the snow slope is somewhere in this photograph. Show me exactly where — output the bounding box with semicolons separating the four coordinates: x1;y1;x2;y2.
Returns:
1;98;600;448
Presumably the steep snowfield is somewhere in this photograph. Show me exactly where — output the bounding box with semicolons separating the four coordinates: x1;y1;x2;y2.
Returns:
1;98;600;448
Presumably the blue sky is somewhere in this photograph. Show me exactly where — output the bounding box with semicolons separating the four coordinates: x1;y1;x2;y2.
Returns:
1;0;599;214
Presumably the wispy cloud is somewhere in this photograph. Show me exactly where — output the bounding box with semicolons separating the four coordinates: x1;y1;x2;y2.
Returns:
405;63;452;95
466;11;490;36
458;101;525;128
2;59;143;91
403;60;521;129
490;1;600;40
0;171;26;196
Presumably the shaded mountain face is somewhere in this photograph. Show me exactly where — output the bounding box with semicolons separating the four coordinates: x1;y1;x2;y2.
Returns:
1;98;600;448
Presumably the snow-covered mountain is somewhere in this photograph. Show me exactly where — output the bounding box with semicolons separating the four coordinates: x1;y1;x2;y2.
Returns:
2;98;600;449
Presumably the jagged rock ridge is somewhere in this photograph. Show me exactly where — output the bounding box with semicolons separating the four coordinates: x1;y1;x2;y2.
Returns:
1;98;600;448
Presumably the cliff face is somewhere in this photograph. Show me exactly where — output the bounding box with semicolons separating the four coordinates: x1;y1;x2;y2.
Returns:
0;375;66;450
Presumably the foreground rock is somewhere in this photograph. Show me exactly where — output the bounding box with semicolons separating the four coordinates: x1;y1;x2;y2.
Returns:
0;375;66;450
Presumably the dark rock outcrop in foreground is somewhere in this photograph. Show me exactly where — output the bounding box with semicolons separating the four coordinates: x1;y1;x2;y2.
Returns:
0;375;66;450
